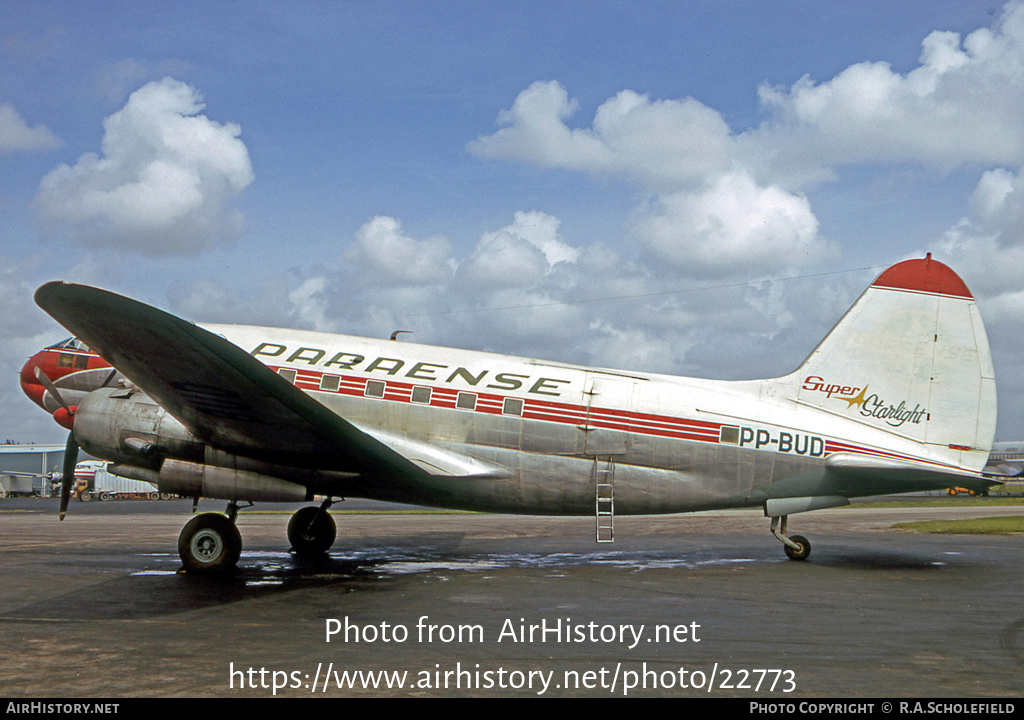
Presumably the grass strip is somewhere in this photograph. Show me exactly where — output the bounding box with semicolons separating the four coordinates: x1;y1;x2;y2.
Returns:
893;516;1024;534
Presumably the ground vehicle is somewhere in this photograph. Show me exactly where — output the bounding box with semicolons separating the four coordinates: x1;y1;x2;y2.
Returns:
73;461;162;501
946;487;989;497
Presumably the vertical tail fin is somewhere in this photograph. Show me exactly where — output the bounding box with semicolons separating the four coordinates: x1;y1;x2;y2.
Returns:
783;255;996;471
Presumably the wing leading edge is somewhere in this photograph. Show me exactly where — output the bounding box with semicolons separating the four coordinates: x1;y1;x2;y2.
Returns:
34;282;510;480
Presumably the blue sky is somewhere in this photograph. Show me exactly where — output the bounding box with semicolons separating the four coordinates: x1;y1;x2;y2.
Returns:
3;0;1022;444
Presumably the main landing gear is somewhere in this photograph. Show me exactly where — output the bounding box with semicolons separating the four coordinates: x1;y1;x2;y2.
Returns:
770;515;811;561
178;506;243;574
287;500;337;557
177;498;339;573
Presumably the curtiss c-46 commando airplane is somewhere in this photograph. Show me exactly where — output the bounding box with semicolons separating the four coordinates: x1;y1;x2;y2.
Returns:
19;255;997;572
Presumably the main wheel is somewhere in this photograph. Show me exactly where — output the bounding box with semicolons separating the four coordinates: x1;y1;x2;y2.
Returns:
178;513;242;573
288;506;337;557
784;534;811;561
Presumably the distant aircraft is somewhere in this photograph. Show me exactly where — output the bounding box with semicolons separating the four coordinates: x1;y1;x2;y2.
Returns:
985;441;1024;478
20;255;997;572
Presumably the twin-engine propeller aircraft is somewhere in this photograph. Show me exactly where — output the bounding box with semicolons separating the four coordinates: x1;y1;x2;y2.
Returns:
20;255;997;573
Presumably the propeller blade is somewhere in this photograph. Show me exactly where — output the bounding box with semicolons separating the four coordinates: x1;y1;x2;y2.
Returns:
60;432;79;521
33;366;72;414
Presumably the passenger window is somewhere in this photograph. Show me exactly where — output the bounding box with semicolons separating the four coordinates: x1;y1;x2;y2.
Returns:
502;398;524;416
411;386;432;404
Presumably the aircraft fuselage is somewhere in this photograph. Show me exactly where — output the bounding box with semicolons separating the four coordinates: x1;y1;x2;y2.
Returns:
185;323;959;516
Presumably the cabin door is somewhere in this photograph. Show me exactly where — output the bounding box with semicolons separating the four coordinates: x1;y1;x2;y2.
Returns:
581;373;640;457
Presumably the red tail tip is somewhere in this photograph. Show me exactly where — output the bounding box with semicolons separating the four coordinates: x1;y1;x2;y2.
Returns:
872;256;972;299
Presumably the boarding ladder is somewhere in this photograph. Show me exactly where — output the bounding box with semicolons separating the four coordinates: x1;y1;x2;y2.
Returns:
594;456;615;543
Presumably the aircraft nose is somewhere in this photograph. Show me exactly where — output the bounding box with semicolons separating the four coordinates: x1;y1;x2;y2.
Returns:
19;351;48;409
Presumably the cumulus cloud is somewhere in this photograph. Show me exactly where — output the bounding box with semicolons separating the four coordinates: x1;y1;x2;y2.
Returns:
0;102;61;154
469;4;1024;285
343;216;455;288
471;82;833;278
937;167;1024;299
468;81;732;192
632;171;829;276
468;81;613;175
35;77;253;254
749;2;1024;179
458;210;579;289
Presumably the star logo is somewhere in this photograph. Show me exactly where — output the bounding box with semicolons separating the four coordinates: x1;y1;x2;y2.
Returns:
842;385;868;409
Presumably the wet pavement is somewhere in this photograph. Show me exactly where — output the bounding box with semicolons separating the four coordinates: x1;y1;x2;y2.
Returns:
1;500;1022;697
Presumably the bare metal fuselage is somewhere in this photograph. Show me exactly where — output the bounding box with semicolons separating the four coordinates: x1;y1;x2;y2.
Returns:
192;324;914;517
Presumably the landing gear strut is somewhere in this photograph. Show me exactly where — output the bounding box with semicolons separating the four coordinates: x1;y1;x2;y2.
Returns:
770;515;811;561
288;500;337;557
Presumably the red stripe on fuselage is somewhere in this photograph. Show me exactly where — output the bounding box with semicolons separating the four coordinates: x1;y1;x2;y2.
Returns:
272;364;952;469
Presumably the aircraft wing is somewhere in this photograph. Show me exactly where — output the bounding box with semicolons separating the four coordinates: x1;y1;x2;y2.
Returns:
34;282;509;480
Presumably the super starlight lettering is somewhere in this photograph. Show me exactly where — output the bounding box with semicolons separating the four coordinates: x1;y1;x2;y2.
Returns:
860;393;927;427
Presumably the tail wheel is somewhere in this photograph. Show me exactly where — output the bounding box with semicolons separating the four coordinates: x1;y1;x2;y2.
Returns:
784;535;811;561
178;513;242;574
770;515;812;561
288;506;337;557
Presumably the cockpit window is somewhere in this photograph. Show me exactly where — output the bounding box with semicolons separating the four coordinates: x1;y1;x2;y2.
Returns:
45;337;91;352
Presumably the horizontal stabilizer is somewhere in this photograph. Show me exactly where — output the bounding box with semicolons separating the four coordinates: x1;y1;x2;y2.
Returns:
826;452;996;495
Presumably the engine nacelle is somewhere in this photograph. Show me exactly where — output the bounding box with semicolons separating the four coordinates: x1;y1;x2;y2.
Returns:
75;387;354;503
72;387;203;467
112;461;311;503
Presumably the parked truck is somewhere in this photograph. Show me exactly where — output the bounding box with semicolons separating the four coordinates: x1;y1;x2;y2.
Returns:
73;461;166;501
0;474;38;498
